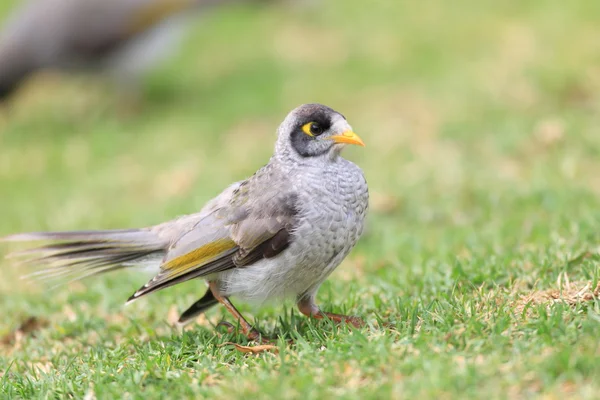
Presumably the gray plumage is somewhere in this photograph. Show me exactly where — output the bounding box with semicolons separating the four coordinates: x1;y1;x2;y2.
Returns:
2;104;369;327
0;0;257;99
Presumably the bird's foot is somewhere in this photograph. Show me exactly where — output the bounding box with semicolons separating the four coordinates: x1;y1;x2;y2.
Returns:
297;297;365;329
216;320;275;345
310;312;365;329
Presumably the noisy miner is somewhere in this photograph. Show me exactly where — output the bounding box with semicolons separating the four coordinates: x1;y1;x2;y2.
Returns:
2;104;369;342
0;0;257;100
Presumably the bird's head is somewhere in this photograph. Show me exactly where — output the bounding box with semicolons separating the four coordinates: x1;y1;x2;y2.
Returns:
276;103;365;160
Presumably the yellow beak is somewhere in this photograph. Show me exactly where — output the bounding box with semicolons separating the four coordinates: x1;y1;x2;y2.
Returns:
329;130;366;147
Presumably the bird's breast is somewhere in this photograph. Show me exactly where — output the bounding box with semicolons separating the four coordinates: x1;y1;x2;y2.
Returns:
294;164;368;260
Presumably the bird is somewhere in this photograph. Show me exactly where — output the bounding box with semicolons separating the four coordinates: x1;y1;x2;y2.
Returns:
0;0;259;101
2;104;369;342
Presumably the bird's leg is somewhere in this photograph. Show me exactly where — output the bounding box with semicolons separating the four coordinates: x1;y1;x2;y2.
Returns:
208;282;270;343
297;296;365;328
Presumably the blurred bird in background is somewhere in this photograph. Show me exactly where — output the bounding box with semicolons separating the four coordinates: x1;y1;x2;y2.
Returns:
0;0;266;101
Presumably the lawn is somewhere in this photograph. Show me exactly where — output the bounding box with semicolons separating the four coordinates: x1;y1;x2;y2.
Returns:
2;0;600;398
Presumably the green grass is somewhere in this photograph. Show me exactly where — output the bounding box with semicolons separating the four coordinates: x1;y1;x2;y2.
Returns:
2;0;600;398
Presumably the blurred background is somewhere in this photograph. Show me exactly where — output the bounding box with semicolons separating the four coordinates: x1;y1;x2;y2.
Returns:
1;0;600;389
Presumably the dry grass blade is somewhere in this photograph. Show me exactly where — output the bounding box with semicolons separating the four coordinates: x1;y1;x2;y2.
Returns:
514;273;600;316
221;342;279;354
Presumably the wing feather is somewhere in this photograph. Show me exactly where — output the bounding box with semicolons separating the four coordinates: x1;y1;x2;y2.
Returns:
128;169;298;301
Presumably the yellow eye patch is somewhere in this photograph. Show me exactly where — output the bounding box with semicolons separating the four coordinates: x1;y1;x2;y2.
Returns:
301;122;315;137
301;122;325;137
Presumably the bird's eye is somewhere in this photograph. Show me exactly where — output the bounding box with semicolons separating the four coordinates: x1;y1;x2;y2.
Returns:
302;122;324;137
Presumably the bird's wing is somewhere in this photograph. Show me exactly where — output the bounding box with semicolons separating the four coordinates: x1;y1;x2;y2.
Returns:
229;186;297;267
129;171;298;300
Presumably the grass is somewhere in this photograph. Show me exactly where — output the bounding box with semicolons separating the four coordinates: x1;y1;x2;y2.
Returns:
1;0;600;398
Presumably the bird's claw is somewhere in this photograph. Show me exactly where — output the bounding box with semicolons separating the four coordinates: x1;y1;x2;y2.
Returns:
216;320;274;344
216;320;236;334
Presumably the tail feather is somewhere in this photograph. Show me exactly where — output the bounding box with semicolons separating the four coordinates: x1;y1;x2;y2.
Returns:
2;229;167;284
11;242;159;263
7;241;116;258
3;229;160;244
